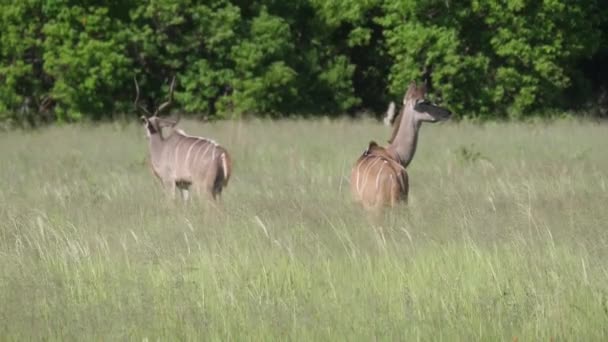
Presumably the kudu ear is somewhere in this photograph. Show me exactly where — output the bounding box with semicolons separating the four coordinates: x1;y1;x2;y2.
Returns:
383;101;396;126
156;117;179;128
417;82;427;96
140;115;148;125
166;120;178;128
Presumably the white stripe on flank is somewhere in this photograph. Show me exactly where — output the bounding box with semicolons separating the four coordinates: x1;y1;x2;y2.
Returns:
360;157;381;194
221;153;228;179
199;143;212;165
376;162;386;190
190;139;208;168
173;139;188;176
184;139;204;167
355;156;368;195
176;129;219;146
172;129;222;174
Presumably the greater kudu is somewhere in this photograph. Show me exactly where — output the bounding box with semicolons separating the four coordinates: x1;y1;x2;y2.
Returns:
350;81;452;209
136;78;232;201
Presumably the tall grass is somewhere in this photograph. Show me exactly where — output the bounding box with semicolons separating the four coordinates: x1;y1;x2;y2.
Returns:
1;118;607;340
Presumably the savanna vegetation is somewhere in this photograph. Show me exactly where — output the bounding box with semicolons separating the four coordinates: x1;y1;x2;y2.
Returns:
1;0;608;126
1;119;607;340
2;0;608;340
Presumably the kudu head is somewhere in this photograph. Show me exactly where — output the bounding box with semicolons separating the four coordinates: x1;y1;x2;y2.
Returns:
135;76;179;139
402;81;452;123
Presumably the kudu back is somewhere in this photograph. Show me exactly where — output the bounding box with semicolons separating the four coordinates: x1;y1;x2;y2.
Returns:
136;77;232;201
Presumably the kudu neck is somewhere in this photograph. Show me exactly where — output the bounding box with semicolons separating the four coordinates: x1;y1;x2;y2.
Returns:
388;107;420;168
148;132;167;160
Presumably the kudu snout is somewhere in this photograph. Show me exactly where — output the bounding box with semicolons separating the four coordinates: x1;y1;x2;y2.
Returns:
414;101;452;122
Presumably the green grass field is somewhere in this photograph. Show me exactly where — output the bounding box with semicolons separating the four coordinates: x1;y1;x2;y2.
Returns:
1;118;607;340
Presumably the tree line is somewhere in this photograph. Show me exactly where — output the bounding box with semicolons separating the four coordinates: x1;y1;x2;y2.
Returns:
1;0;607;126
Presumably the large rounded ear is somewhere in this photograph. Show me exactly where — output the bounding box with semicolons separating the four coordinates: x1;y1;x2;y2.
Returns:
383;101;396;126
156;117;178;128
417;82;427;96
140;115;148;125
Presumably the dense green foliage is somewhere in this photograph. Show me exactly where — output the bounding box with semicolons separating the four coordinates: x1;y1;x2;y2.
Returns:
1;0;607;124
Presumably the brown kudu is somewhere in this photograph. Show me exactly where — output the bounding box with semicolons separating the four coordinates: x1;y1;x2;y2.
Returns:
350;81;452;209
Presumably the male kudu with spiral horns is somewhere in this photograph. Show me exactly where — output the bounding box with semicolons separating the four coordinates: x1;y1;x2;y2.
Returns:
136;77;232;201
351;81;452;209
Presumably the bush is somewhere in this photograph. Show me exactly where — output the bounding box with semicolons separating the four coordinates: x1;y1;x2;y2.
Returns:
0;0;606;124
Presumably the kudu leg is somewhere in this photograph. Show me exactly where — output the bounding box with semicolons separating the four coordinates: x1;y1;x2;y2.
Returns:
181;188;190;201
160;179;177;199
192;183;217;202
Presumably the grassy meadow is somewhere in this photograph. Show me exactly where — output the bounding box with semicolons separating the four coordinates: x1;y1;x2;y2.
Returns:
1;118;608;340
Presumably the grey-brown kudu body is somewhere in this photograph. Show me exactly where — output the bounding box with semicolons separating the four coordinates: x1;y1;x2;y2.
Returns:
137;78;232;201
350;81;452;209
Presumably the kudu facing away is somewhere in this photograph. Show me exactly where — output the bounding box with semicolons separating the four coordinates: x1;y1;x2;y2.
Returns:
136;78;232;201
350;81;452;209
